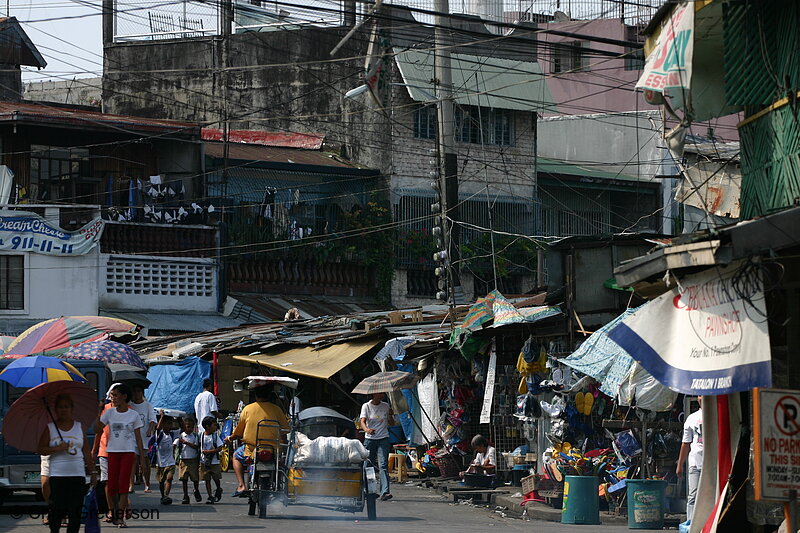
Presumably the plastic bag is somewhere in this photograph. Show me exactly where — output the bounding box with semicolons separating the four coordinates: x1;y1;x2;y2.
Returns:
293;432;369;464
615;430;642;457
82;486;100;533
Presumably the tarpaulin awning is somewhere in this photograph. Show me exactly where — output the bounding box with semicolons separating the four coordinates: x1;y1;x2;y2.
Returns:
232;337;381;380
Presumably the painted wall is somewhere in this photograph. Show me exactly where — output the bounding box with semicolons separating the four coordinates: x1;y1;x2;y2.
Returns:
0;249;100;321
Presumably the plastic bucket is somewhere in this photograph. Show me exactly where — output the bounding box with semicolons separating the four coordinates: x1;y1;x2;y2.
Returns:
561;475;600;525
626;479;666;529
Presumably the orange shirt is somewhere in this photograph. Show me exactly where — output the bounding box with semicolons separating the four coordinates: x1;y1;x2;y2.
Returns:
97;403;113;457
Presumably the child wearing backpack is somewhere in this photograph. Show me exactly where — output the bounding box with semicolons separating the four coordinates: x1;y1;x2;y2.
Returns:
154;411;180;505
174;416;202;505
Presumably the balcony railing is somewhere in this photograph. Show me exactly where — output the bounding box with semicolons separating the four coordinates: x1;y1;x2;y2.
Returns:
228;259;374;297
100;221;218;258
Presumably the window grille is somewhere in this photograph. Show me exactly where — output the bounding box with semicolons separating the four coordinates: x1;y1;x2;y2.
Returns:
455;107;513;146
0;255;24;310
413;105;437;140
106;259;214;297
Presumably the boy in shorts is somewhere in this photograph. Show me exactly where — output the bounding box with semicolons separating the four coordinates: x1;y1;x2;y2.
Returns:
175;417;202;504
154;411;180;505
200;416;223;504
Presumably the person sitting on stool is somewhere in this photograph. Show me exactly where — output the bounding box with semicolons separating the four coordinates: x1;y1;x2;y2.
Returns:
460;434;496;478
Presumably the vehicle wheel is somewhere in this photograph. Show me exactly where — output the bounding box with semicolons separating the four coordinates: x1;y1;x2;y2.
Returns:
219;444;230;473
366;493;377;521
258;477;271;519
248;492;257;516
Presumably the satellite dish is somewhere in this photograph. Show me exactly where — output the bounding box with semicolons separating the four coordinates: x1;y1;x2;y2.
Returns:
554;10;570;22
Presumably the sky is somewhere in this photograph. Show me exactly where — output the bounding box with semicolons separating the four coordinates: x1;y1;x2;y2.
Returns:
12;0;103;81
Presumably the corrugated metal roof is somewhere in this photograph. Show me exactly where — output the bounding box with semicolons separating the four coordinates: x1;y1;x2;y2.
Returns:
201;128;324;149
231;293;385;321
537;157;641;182
0;101;199;134
395;51;555;112
204;142;354;168
101;310;245;334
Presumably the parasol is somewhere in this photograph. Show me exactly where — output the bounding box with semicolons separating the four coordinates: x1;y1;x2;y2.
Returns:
351;371;419;394
0;355;86;387
3;316;138;358
62;340;146;370
3;381;98;452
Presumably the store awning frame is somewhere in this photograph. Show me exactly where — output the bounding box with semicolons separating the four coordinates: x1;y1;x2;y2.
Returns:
232;337;382;380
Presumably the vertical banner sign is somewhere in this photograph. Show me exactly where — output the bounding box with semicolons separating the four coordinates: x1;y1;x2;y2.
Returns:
609;261;771;395
753;388;800;501
480;341;497;424
636;1;694;102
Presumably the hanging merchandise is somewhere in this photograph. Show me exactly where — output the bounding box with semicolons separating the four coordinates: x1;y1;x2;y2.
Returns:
516;335;547;393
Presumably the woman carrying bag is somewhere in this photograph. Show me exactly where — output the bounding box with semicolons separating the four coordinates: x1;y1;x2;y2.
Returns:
37;393;96;533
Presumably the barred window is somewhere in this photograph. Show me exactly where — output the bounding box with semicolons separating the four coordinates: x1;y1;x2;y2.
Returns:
455;106;513;146
413;105;437;140
0;255;24;310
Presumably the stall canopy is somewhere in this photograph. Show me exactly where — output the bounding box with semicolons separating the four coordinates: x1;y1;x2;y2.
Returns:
232;337;382;380
562;307;677;411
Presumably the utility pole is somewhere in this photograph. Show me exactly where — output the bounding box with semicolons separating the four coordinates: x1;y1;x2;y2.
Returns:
433;0;462;309
220;0;232;216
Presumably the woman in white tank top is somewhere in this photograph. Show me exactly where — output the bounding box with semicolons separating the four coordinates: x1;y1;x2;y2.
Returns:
37;393;96;533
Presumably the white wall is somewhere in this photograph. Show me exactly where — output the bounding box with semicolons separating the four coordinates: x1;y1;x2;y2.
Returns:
538;111;671;180
0;250;99;320
99;254;218;313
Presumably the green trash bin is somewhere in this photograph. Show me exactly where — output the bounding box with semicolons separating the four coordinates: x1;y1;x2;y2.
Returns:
561;475;600;525
626;479;666;529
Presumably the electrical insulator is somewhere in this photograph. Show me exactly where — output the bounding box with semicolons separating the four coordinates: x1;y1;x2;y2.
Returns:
428;159;437;167
430;202;441;213
437;279;446;290
433;250;448;262
430;179;440;189
434;266;445;277
436;291;448;301
431;226;442;236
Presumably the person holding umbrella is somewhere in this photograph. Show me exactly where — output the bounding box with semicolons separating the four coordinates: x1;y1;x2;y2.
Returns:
359;393;394;501
96;383;146;528
37;393;96;533
352;371;420;503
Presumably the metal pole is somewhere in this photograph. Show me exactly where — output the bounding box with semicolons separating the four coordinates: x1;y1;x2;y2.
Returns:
434;0;461;312
789;490;798;533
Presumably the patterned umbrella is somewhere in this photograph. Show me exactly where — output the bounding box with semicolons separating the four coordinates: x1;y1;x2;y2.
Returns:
3;316;138;358
62;340;146;370
0;355;87;387
2;381;98;452
352;371;419;394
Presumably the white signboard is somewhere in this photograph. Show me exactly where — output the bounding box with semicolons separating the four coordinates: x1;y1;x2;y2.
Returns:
609;261;771;395
0;211;104;256
479;341;497;424
754;388;800;501
636;1;694;100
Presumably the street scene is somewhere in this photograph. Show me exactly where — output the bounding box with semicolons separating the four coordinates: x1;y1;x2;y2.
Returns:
1;0;799;532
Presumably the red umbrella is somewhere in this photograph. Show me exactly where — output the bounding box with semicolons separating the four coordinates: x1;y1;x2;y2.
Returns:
3;316;138;359
2;381;98;452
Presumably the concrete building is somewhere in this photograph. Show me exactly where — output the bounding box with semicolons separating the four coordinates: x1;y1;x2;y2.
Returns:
97;2;695;307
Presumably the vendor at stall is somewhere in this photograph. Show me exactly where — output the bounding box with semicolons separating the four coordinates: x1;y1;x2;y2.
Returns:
460;435;496;478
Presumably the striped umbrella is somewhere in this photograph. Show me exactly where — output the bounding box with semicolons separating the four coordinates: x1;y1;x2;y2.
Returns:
62;340;146;370
3;316;138;358
0;355;86;388
352;371;419;394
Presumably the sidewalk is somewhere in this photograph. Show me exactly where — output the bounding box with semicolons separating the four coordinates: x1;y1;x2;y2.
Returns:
418;477;686;527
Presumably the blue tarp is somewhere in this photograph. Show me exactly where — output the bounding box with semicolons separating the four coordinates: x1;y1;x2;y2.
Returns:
145;357;211;415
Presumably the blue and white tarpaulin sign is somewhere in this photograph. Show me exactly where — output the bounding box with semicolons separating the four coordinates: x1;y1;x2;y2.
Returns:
608;262;771;395
0;210;104;256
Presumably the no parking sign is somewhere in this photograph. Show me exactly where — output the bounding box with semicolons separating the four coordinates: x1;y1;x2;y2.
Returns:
754;388;800;500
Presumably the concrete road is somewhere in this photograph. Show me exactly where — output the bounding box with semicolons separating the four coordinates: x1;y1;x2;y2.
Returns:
0;473;635;532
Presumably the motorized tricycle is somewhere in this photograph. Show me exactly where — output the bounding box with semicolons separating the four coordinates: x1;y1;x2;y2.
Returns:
232;376;379;520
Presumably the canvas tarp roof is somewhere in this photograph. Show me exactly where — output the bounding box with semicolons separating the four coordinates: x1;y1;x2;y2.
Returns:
232;337;381;380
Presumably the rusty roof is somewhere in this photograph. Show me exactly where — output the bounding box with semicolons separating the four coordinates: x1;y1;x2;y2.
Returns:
0;101;200;134
201;128;323;149
204;141;356;169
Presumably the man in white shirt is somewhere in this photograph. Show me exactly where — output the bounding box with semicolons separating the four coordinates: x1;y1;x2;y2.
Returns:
194;379;220;427
129;384;157;493
677;397;703;522
360;393;393;501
